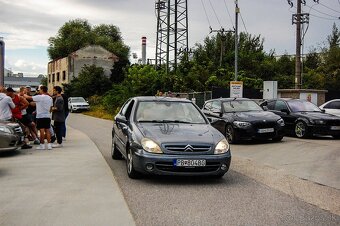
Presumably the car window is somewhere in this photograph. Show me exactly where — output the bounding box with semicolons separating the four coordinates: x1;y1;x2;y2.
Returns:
223;100;263;112
135;101;206;124
287;100;321;112
324;101;340;109
211;101;221;112
266;101;276;110
274;101;288;111
70;97;85;102
121;99;132;116
203;102;212;111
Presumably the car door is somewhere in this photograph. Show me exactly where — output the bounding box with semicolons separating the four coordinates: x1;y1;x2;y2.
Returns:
115;99;135;153
207;100;225;134
273;100;296;131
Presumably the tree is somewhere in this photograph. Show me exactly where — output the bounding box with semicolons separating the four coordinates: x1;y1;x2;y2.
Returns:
64;65;112;98
48;19;130;64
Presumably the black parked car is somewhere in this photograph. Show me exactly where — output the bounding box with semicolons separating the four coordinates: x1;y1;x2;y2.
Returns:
260;98;340;139
111;96;231;179
202;98;285;143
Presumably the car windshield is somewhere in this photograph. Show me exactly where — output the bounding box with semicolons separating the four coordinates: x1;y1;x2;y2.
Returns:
223;100;263;112
71;97;86;102
287;100;321;112
135;101;207;124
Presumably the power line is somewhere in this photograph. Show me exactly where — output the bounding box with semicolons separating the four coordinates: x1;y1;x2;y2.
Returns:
223;0;234;28
304;3;339;19
200;0;212;27
318;2;340;14
239;13;248;33
208;0;222;27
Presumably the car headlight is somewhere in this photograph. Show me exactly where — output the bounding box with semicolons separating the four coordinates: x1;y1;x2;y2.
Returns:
233;121;251;128
277;118;285;126
310;119;325;124
0;125;13;134
214;139;230;154
141;138;163;154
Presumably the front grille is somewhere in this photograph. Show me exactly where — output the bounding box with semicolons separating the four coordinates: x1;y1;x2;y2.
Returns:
163;144;212;153
155;161;220;172
252;121;277;129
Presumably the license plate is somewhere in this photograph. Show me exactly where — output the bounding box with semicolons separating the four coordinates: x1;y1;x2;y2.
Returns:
174;159;206;167
258;128;274;133
330;126;340;130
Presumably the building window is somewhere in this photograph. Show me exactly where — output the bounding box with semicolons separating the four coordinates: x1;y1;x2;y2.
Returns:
62;71;66;81
48;74;51;83
57;72;60;82
52;74;55;82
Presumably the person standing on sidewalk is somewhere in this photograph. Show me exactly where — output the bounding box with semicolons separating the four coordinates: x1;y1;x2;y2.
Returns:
24;85;53;150
0;86;15;121
51;86;65;148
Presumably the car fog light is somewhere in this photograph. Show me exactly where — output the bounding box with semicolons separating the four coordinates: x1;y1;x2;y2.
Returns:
146;163;154;171
221;164;227;171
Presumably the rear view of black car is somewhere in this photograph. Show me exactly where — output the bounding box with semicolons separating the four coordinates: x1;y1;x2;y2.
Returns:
261;98;340;139
202;98;285;143
111;96;231;179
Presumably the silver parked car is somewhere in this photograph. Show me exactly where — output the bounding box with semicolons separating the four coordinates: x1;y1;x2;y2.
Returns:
319;99;340;117
0;121;24;152
68;97;90;113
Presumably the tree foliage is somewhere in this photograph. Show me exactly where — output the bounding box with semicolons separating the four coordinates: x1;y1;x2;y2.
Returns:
48;19;130;64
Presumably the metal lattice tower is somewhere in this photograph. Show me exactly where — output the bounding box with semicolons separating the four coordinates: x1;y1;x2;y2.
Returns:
155;0;188;74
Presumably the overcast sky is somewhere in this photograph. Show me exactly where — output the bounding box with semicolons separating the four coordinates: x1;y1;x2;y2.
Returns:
0;0;339;77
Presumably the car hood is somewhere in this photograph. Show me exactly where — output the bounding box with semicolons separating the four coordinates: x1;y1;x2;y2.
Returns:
294;111;340;120
71;102;89;105
225;111;280;122
137;123;223;144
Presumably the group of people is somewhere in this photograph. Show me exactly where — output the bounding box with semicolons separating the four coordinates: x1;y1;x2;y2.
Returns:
0;85;68;150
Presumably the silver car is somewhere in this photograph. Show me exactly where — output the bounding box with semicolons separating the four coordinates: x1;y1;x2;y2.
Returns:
0;121;24;152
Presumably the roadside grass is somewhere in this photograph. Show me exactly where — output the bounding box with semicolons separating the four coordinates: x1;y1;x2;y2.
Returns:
82;104;113;120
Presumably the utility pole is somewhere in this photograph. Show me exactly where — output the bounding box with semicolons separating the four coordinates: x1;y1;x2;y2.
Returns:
0;37;4;86
210;27;234;67
234;0;239;81
290;0;310;89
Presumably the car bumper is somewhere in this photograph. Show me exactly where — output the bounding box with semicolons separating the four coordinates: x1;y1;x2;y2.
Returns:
309;125;340;136
71;106;90;111
0;135;21;152
235;126;285;140
132;149;231;176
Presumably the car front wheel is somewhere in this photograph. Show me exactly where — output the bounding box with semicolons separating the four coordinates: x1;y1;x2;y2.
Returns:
126;147;141;179
295;121;309;138
225;125;238;144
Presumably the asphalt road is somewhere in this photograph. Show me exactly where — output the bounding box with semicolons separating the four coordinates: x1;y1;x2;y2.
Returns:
68;113;340;226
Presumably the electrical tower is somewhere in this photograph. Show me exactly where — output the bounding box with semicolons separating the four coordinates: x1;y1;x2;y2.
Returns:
155;0;188;74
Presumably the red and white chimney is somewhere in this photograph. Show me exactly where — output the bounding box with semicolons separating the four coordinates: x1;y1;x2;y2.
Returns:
141;37;146;65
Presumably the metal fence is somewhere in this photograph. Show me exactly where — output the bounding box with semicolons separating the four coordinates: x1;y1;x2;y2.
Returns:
177;91;212;108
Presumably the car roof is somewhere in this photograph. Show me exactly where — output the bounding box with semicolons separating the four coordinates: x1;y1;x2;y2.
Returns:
207;97;251;102
133;96;192;103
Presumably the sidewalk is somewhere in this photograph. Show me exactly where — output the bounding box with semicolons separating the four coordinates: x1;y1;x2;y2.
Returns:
0;127;135;226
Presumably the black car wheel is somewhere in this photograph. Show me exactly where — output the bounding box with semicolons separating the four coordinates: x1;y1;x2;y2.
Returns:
295;121;309;138
126;147;140;179
111;137;122;160
225;125;238;144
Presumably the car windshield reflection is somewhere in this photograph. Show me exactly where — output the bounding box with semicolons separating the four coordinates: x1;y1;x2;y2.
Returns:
223;100;263;112
135;101;207;124
71;97;86;102
287;100;321;113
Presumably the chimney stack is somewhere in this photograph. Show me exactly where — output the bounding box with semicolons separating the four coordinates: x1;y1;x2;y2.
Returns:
0;37;4;86
141;37;146;65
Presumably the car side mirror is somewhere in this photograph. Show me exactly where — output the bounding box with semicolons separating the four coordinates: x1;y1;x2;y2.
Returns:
280;109;289;114
115;115;128;124
262;106;268;111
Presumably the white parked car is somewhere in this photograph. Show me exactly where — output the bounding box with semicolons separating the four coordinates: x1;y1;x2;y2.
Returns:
319;99;340;117
68;97;90;113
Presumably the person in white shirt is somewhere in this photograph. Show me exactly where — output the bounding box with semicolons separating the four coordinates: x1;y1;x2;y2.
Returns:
24;85;53;150
0;86;15;121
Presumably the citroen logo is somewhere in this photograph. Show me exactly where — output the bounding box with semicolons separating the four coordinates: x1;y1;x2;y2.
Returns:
184;145;194;152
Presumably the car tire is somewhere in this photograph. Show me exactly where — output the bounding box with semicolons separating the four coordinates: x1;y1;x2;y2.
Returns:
225;125;238;144
70;108;73;113
272;135;283;142
126;147;141;179
111;137;122;160
295;121;309;138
